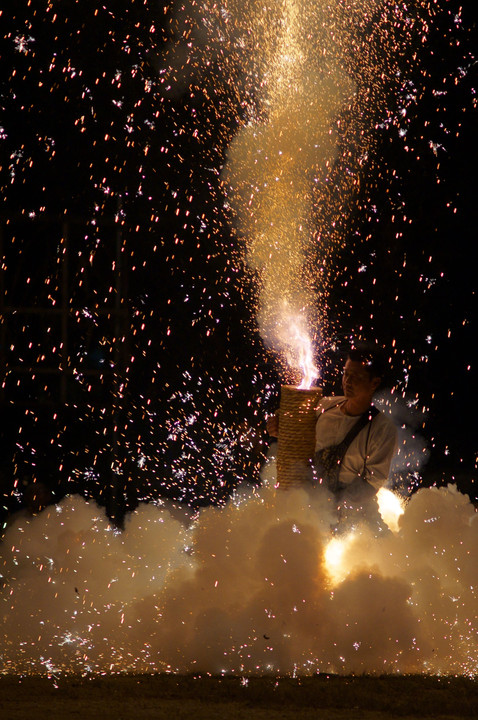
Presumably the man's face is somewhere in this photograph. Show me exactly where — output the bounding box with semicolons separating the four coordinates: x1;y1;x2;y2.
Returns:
342;359;380;402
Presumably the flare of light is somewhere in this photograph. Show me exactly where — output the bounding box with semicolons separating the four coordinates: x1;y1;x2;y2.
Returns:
280;311;319;389
323;532;357;586
297;342;319;390
377;488;406;533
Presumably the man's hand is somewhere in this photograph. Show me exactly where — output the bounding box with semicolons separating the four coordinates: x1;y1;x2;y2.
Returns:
266;411;279;438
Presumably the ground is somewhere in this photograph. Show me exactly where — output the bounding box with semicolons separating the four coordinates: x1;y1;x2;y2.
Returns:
0;674;477;719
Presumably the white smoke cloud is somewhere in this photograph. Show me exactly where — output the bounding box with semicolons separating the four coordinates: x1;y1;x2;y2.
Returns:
1;480;476;676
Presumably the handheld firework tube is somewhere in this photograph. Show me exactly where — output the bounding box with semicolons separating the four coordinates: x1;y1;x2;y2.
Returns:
277;385;322;489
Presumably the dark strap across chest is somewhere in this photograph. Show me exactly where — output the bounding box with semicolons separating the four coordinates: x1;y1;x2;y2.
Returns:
314;404;379;493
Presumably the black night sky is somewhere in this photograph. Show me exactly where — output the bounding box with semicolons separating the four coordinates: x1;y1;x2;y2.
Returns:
1;1;477;527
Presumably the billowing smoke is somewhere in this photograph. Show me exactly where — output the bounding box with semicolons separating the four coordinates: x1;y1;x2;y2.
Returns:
1;480;476;676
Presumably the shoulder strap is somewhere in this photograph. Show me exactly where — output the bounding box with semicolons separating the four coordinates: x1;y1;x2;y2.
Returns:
359;407;379;479
314;406;379;491
340;405;379;453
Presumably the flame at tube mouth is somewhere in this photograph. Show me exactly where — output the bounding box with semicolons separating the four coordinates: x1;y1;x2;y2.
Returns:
277;309;319;389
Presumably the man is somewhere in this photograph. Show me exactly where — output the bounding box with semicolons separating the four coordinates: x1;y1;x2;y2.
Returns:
268;347;397;528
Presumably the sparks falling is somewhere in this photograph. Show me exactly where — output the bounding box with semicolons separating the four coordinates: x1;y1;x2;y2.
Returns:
1;1;475;503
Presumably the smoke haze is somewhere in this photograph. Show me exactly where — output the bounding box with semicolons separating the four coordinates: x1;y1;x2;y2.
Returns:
2;478;476;676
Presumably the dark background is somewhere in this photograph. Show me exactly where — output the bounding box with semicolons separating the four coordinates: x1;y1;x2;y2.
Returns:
1;1;476;526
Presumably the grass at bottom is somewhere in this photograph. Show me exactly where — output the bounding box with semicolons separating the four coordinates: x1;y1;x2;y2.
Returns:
0;673;476;720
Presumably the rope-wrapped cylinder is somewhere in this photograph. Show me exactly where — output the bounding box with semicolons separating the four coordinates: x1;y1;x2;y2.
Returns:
277;385;322;489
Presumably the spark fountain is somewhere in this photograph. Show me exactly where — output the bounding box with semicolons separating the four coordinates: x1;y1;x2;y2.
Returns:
1;0;477;681
220;0;353;488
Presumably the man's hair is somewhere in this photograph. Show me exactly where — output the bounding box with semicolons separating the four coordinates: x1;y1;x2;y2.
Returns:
347;345;387;380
